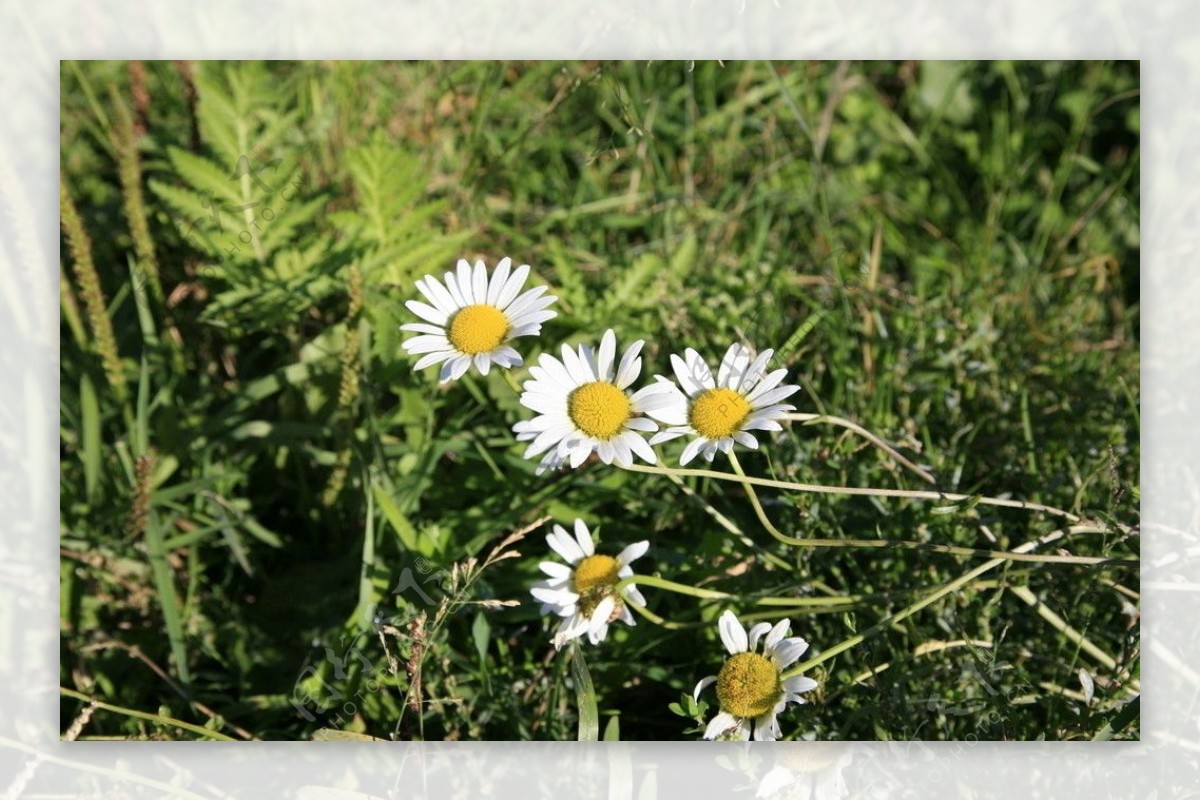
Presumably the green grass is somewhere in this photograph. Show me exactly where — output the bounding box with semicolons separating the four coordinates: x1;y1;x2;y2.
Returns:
59;59;1139;741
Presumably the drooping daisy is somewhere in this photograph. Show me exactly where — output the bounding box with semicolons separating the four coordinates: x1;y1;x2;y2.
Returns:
694;610;818;741
512;329;674;474
647;343;800;466
401;257;558;382
755;742;863;799
530;518;649;649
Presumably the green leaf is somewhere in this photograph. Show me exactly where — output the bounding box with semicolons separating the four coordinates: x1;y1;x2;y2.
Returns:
471;611;491;663
80;373;100;502
373;481;421;552
570;641;599;742
602;714;621;741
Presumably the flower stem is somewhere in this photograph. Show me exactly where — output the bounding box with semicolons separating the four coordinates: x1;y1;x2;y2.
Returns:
616;574;863;608
627;459;1125;566
502;369;524;395
569;641;599;741
785;412;935;484
780;524;1106;679
619;461;1083;523
728;451;793;545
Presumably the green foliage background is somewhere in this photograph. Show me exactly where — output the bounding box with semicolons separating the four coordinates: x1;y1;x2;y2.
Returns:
59;60;1139;741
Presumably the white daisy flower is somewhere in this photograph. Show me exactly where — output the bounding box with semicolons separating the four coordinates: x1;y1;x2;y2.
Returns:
401;256;558;383
530;519;649;649
694;610;818;742
512;329;674;474
647;343;800;466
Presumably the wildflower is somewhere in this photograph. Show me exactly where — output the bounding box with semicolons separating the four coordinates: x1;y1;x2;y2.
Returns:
513;329;674;474
530;519;648;649
401;257;557;382
694;610;817;741
647;343;800;465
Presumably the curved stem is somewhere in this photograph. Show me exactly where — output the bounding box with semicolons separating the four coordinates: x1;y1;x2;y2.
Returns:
728;451;793;545
657;466;792;571
616;573;862;606
786;412;935;484
780;524;1104;679
502;369;524;395
645;458;1124;566
616;574;732;601
624;599;690;629
620;461;1083;523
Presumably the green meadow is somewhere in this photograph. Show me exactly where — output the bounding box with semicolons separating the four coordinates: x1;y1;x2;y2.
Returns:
59;60;1139;741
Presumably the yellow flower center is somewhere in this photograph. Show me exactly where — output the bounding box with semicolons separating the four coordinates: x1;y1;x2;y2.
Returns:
447;304;508;355
572;554;620;593
778;743;839;772
689;387;751;439
568;381;632;440
716;652;782;719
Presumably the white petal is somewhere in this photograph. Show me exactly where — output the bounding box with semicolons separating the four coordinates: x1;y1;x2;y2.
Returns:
748;385;801;409
574;519;595;556
742;417;785;433
492;345;523;368
402;335;453;354
693;675;717;700
739;349;773;392
615;340;645;388
643;390;689;425
616;540;649;567
496;263;531;309
474;353;491;375
538;560;572;579
648;428;688;445
611;436;633;467
771;639;810;668
716;343;743;388
568;441;593;468
507;308;557;328
745;368;788;403
671;351;709;396
531;586;575;607
764;619;791;650
447;355;471;381
732;431;759;450
623;432;658;465
679;437;707;466
486;256;512;306
444;268;467;307
405;299;448;325
399;322;448;335
747;621;772;652
418;275;459;314
718;609;748;654
703;711;742;741
590;596;615;632
623;417;658;432
752;710;780;741
548;525;586;563
471;260;489;305
596;329;617;382
457;259;475;304
504;285;551;319
561;342;593;384
597;439;615;464
413;351;453;371
784;675;819;695
630;384;679;415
